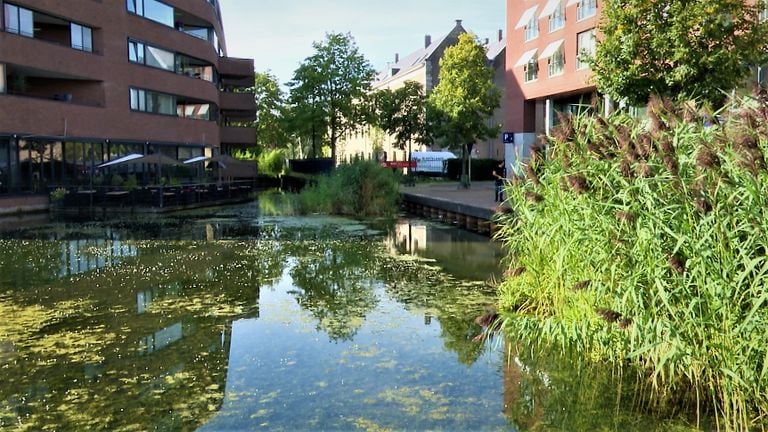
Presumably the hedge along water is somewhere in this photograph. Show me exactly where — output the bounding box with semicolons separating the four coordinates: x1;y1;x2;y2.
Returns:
495;94;768;431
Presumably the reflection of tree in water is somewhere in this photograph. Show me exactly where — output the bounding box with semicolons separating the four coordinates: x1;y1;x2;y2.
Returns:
288;240;380;341
501;343;699;431
376;255;495;366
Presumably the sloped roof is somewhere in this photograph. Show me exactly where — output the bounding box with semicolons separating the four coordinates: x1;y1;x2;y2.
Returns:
375;22;466;85
486;37;506;61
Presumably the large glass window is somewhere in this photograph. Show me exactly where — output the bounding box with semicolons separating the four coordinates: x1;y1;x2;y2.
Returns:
577;29;596;70
130;88;175;116
147;91;175;115
131;87;216;120
146;46;174;71
144;0;173;27
70;23;93;52
129;39;217;83
578;0;597;20
4;3;34;37
127;0;173;27
178;103;211;120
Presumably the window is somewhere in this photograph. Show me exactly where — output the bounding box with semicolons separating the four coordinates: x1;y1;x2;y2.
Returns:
146;46;174;71
70;23;93;52
131;88;175;115
130;87;215;120
524;15;539;41
128;40;145;63
128;39;217;82
578;0;597;20
177;103;211;120
0;63;5;94
549;1;565;32
577;29;596;70
4;4;33;37
524;56;539;82
126;0;173;27
549;46;565;76
130;88;146;111
126;0;144;16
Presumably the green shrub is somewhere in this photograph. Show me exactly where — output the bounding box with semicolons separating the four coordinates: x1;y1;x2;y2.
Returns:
496;95;768;430
297;159;400;217
111;174;124;188
258;149;286;177
49;187;67;202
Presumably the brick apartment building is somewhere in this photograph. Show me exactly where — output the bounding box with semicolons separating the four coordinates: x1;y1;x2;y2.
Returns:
505;0;599;171
0;0;255;195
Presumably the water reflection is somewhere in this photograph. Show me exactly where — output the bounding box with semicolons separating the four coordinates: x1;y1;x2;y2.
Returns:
0;198;697;431
387;219;504;281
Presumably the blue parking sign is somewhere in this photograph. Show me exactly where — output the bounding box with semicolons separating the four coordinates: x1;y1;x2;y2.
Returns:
502;132;515;144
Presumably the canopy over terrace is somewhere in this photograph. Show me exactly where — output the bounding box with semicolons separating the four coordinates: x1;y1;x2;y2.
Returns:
184;154;258;179
96;153;185;185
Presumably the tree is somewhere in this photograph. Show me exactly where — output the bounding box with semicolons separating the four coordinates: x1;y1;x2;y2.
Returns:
429;33;500;187
375;81;432;171
250;72;289;150
288;32;375;162
591;0;768;106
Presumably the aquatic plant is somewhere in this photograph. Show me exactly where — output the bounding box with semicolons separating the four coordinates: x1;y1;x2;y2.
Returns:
297;159;400;217
496;95;768;430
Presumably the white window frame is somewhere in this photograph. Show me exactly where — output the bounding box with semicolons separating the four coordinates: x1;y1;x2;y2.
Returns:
577;29;596;70
548;46;565;77
524;15;539;41
578;0;597;20
549;2;565;32
524;57;539;82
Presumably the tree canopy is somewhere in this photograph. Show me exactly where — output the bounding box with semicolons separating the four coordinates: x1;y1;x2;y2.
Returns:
288;32;375;162
250;72;288;150
429;33;500;186
591;0;768;106
374;81;432;153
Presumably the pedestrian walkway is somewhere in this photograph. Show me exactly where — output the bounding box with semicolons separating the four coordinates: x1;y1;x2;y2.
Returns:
400;181;507;235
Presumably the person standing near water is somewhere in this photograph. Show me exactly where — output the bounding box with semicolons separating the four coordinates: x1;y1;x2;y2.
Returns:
493;161;506;202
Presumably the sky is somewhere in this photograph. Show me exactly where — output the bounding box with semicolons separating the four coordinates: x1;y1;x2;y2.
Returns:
218;0;506;85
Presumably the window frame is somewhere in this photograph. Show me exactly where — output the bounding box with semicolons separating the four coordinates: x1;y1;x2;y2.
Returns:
524;57;539;82
578;0;597;21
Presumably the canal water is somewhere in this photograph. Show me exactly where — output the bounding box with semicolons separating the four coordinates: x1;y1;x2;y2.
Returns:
0;192;693;431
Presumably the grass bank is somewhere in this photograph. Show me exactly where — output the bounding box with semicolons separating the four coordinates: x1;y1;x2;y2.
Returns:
496;95;768;430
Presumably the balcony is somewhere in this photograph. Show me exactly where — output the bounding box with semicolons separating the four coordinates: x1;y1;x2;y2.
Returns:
220;126;254;146
219;57;253;82
219;91;255;113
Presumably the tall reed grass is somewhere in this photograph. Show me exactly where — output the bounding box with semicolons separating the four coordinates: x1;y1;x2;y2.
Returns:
496;94;768;430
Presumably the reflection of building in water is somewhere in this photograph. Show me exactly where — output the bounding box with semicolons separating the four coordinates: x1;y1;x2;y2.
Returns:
387;220;428;254
57;237;138;277
139;322;184;355
387;220;504;280
137;283;181;314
